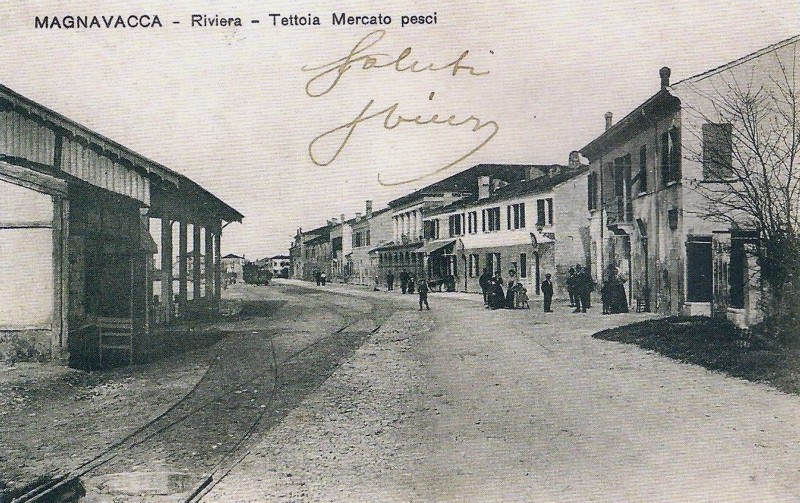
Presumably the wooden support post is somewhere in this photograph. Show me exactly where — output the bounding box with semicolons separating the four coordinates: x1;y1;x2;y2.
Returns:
179;220;188;313
205;226;214;305
193;225;202;302
161;216;173;323
214;223;222;311
52;196;69;360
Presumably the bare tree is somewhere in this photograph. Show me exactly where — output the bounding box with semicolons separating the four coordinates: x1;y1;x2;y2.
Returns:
683;51;800;332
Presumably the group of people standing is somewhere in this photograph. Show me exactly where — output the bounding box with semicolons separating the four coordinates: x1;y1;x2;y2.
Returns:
600;265;629;314
377;263;629;315
566;264;595;313
384;270;429;310
479;268;530;310
386;270;418;295
313;270;327;286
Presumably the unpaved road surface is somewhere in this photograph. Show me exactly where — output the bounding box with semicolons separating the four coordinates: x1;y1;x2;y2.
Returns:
205;281;800;503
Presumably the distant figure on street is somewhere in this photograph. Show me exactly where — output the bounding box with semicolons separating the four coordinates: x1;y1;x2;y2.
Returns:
320;271;327;286
387;271;395;291
516;286;530;309
541;273;554;312
583;265;594;309
573;265;586;313
604;265;629;314
479;268;492;305
566;267;577;307
314;270;321;286
407;274;415;294
417;277;430;310
373;275;380;291
505;269;518;309
488;276;505;310
601;279;611;315
399;270;410;294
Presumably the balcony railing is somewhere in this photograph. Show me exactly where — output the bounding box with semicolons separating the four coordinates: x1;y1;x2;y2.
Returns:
605;197;633;226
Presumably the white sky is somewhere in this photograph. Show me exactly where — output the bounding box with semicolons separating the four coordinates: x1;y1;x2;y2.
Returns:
1;1;798;257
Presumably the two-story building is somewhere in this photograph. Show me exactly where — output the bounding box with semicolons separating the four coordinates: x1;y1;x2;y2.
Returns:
374;164;533;288
581;36;799;324
350;200;392;286
420;153;589;297
268;255;291;278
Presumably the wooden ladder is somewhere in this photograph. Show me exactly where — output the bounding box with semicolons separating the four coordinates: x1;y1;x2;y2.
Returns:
97;317;134;367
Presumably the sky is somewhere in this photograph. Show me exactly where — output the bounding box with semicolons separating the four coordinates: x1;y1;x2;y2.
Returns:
1;1;798;258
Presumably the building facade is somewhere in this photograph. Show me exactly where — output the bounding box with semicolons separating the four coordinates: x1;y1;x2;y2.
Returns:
420;154;589;297
581;37;800;324
268;255;291;278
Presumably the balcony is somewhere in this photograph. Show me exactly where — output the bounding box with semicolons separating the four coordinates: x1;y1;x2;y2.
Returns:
605;197;634;235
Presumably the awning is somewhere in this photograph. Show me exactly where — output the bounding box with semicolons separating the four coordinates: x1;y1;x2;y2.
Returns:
416;239;457;254
459;231;553;250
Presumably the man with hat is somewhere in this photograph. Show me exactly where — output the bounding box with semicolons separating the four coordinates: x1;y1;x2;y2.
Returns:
541;273;554;312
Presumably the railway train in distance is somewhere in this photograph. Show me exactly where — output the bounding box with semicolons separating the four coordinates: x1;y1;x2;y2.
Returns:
243;262;273;285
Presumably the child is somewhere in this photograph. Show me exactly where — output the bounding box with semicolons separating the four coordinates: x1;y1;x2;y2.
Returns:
517;285;530;309
417;278;430;311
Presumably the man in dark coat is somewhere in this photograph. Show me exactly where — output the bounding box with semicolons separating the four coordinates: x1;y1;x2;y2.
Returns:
479;268;492;305
573;265;585;313
541;273;554;312
399;270;409;294
566;267;576;307
387;271;394;291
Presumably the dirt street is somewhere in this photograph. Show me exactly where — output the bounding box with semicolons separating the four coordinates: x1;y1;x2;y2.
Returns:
205;281;800;503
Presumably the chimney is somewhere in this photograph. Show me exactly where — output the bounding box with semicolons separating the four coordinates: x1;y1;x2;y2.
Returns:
568;151;581;169
340;213;345;224
355;212;362;220
660;66;671;89
478;175;491;199
604;112;613;131
365;200;373;218
331;217;338;225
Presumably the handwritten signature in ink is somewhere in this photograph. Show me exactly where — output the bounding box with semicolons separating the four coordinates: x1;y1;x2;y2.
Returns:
307;95;499;186
302;29;489;97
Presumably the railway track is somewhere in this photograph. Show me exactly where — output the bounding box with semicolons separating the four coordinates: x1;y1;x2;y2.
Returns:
12;288;391;502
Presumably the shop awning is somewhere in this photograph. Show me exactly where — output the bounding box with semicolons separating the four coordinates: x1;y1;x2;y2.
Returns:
416;239;457;254
459;231;553;250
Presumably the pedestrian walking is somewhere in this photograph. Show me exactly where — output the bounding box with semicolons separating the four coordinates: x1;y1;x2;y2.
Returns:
541;273;554;312
320;271;327;286
387;271;394;291
314;270;321;286
479;268;491;305
417;277;430;310
408;274;415;294
373;275;380;291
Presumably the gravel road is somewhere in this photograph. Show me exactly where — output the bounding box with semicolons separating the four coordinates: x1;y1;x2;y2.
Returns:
205;281;800;503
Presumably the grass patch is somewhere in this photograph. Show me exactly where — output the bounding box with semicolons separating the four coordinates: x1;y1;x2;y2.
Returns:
593;316;800;395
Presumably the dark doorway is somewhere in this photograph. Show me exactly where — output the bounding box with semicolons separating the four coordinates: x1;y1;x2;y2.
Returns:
686;237;713;302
